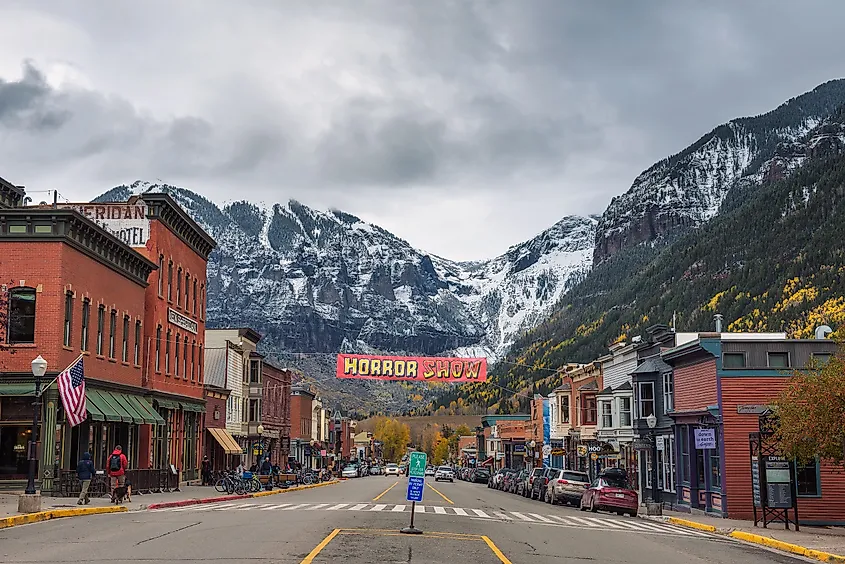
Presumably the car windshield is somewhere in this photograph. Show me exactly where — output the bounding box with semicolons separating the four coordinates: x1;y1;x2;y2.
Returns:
343;466;356;471
438;466;451;471
601;475;629;488
386;464;398;468
564;472;589;482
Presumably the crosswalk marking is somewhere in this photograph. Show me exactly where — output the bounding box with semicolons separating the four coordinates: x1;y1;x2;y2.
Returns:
151;501;710;537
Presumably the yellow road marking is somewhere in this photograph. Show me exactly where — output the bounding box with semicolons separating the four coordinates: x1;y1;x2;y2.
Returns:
426;483;454;504
300;528;341;564
481;536;513;564
373;480;399;501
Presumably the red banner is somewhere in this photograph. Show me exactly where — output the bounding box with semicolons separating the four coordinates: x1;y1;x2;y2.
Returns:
336;354;487;382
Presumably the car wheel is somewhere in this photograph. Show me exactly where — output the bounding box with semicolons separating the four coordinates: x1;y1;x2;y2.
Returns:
589;496;598;513
550;493;556;505
579;499;587;511
629;511;637;518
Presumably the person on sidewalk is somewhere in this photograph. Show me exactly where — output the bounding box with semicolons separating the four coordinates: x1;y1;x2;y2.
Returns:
201;456;211;486
107;445;128;501
76;452;95;505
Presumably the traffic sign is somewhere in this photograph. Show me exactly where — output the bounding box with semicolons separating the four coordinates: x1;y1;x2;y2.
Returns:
408;451;427;478
406;476;424;502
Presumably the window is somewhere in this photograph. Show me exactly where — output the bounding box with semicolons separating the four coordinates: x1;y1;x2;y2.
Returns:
767;352;790;368
723;352;746;368
811;353;832;366
158;255;164;296
8;287;37;343
250;360;261;384
619;396;632;427
710;432;721;489
679;428;689;484
176;268;182;307
165;329;172;374
193;279;198;314
661;435;676;493
96;305;105;355
108;310;116;359
662;372;674;414
167;261;173;301
796;459;821;496
185;273;190;309
80;299;90;351
155;325;162;372
134;320;141;365
63;291;73;347
198;344;203;382
560;395;570;423
581;395;597;425
200;284;205;319
637;382;655;418
183;336;188;378
249;399;260;422
601;401;612;428
190;339;196;381
174;333;180;377
122;315;129;362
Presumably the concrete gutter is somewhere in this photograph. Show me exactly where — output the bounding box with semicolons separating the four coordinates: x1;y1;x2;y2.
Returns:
0;506;127;530
144;479;339;510
644;515;845;563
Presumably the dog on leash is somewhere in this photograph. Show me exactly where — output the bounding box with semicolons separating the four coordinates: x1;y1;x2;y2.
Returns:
111;486;128;504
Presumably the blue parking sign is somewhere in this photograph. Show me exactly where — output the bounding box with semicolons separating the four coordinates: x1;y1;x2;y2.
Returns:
406;476;424;502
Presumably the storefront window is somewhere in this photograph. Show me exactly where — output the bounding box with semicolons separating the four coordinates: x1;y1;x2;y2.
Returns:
0;426;32;479
696;449;705;488
679;427;689;484
662;435;676;493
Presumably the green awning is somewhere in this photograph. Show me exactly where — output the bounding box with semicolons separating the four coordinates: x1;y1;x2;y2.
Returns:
111;393;146;425
86;398;105;422
127;395;166;425
87;390;121;422
0;384;35;396
154;398;181;410
180;401;205;413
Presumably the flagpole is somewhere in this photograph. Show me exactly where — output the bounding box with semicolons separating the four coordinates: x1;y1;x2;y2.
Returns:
39;353;84;397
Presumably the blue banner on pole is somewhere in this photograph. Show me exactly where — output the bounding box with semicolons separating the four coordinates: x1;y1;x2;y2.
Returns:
543;398;551;468
406;476;424;502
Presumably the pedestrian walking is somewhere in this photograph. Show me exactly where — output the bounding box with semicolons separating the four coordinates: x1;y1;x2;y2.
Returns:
201;455;211;486
76;451;95;505
107;445;128;501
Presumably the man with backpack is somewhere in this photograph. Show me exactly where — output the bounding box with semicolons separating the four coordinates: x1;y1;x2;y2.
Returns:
107;445;128;496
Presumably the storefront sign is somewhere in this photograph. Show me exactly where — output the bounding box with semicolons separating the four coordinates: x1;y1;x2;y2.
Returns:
168;308;198;334
587;443;603;454
63;202;150;247
737;404;769;415
764;456;793;509
656;436;665;451
576;445;588;457
694;428;716;450
512;444;526;453
336;354;487;382
550;448;566;456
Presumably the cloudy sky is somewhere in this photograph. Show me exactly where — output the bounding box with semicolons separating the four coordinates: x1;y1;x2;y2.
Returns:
1;1;843;260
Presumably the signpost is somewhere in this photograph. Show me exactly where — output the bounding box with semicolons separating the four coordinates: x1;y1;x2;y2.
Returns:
401;451;427;534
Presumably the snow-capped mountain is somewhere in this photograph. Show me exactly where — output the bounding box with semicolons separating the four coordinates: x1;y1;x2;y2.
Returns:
94;183;595;410
593;78;845;264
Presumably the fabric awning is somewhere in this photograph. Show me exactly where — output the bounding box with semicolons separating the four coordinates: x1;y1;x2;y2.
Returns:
131;396;166;425
86;396;105;422
208;427;242;455
0;383;35;396
87;389;125;422
111;393;146;424
480;457;494;466
179;401;205;413
154;398;181;410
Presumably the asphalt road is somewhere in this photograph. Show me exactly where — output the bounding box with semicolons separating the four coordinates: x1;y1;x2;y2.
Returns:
0;475;813;563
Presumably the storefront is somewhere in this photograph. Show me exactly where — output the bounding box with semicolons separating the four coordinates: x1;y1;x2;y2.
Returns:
0;386;36;482
152;398;204;480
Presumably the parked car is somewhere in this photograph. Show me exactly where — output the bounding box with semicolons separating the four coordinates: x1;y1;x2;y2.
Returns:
434;465;455;482
424;466;436;477
473;467;491;484
524;467;544;497
511;469;529;494
545;470;590;505
384;463;400;476
501;470;518;492
530;467;560;501
490;467;510;489
341;465;358;479
369;465;382;475
580;468;638;517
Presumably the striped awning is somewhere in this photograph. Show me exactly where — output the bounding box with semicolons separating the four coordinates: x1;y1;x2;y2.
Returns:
208;427;242;455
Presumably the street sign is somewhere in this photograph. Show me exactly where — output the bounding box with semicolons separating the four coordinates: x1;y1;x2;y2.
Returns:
542;445;552;457
408;451;427;478
406;476;424;502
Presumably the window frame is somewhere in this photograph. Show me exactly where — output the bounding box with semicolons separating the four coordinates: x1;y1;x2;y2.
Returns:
600;400;613;429
134;320;141;365
619;396;632;427
7;287;37;344
63;291;74;348
176;267;182;307
560;395;570;424
767;351;790;368
796;458;822;498
174;333;180;377
193;278;198;315
581;394;597;426
158;254;164;296
122;315;130;362
96;305;105;356
661;435;676;493
80;298;90;352
167;260;173;302
182;335;188;379
185;272;190;310
637;381;655;418
155;325;162;372
722;352;746;369
810;352;832;366
662;372;674;414
108;309;117;359
165;329;172;374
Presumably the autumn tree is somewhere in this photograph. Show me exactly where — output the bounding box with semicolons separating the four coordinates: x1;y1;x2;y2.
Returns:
432;436;450;465
373;418;411;462
421;424;442;459
448;424;474;459
773;353;845;465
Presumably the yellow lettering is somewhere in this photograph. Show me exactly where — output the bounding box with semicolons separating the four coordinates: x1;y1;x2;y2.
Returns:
395;361;405;377
435;360;449;379
422;360;435;379
382;360;394;376
370;359;381;376
450;360;463;379
407;361;418;378
344;357;358;375
359;358;370;375
465;361;481;380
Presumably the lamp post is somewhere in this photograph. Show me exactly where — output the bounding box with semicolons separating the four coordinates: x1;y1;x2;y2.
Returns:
257;423;265;467
25;356;48;496
646;413;662;516
528;440;536;470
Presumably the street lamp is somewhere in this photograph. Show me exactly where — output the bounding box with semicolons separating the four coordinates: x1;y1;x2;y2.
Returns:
24;356;48;496
528;440;536;470
646;413;661;515
257;424;265;466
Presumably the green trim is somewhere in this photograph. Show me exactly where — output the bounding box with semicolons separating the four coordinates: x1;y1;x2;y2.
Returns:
111;393;146;424
87;389;122;422
718;369;789;377
796;458;822;498
131;396;166;425
154;398;181;410
0;383;36;396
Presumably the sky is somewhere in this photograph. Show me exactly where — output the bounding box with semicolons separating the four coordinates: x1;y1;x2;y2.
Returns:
1;1;843;261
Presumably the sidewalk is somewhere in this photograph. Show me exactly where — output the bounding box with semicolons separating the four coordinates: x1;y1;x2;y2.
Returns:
644;509;845;563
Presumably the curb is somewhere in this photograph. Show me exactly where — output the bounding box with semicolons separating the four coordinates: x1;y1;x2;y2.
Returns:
0;506;127;530
644;515;845;563
145;479;339;510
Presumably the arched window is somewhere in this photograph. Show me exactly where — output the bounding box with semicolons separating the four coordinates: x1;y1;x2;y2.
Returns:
7;287;36;343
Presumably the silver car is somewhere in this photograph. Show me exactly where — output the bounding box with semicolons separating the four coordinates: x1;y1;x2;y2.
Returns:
434;466;454;482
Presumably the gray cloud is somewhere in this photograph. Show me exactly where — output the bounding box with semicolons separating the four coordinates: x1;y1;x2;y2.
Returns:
0;0;843;260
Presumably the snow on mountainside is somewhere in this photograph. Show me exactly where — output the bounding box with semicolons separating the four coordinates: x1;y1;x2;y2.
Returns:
94;181;595;411
593;78;845;264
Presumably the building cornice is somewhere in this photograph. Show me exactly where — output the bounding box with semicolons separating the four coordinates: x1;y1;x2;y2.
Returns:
0;177;26;209
141;193;216;259
0;208;157;287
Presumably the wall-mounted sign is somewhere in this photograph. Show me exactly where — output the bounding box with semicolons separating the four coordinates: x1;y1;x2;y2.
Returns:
656;436;665;451
63;202;150;248
168;308;198;334
694;428;716;450
737;405;769;415
550;448;566;456
576;445;588;457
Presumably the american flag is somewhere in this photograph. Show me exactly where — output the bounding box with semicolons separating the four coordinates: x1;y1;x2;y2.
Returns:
58;356;86;427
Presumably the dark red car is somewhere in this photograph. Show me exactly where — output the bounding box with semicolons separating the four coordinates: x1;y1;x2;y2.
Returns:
579;468;638;517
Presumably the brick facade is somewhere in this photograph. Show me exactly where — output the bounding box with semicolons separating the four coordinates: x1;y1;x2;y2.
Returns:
262;362;292;464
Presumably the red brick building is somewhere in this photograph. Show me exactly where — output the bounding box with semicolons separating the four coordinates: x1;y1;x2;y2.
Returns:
289;385;316;466
0;192;159;488
261;359;292;466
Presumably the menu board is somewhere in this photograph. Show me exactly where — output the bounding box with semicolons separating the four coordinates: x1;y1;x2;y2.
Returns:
751;457;761;507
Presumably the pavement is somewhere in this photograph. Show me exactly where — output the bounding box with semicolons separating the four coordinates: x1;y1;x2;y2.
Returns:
0;475;828;563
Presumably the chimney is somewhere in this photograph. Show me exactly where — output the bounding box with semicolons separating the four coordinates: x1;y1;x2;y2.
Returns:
714;314;723;333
